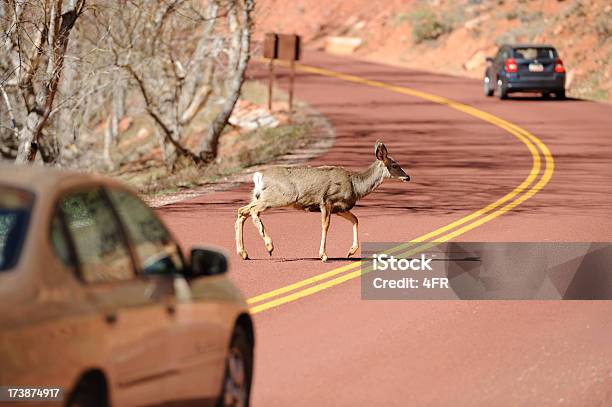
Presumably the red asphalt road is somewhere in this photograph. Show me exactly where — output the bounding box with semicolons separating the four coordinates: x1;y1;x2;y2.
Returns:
158;52;612;406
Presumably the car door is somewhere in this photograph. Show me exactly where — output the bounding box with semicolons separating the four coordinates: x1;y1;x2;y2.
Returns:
57;187;175;406
106;187;228;403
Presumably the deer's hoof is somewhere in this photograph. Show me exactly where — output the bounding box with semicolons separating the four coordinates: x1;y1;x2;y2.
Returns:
265;241;274;256
238;250;249;260
320;254;328;262
347;246;359;258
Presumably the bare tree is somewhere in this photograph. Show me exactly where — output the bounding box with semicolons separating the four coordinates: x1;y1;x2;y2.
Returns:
1;0;252;170
0;0;87;164
96;0;253;167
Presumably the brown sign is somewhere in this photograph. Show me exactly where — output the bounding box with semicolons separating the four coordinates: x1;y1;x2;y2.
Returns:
263;33;301;61
277;34;301;61
263;33;278;59
263;33;302;114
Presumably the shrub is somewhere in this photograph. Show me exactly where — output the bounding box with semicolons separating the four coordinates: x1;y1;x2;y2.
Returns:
392;12;412;26
594;13;611;40
560;1;586;19
520;11;543;23
408;7;453;44
505;10;519;20
441;2;466;29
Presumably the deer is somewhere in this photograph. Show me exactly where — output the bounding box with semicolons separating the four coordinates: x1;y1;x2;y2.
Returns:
235;141;410;261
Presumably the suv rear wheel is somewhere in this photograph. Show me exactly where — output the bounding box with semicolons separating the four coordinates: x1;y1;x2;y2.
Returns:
497;78;508;100
483;76;494;97
555;89;566;100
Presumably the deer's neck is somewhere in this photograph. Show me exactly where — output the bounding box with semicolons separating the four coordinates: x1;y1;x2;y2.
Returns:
351;161;389;199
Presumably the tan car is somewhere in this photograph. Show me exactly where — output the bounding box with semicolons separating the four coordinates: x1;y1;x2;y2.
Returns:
0;164;254;406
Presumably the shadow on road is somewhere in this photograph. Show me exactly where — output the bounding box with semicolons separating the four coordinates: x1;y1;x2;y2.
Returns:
502;96;584;102
248;257;372;262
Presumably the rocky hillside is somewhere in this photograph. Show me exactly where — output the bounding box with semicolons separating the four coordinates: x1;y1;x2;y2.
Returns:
255;0;611;102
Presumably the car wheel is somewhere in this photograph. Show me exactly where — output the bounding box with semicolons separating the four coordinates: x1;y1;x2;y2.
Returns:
542;92;551;99
497;78;508;100
218;326;253;407
556;89;566;100
483;76;494;97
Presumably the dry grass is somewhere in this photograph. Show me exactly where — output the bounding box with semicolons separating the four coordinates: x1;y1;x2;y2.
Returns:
127;122;313;197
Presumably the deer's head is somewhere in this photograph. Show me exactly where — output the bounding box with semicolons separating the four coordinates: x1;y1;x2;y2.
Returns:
375;141;410;182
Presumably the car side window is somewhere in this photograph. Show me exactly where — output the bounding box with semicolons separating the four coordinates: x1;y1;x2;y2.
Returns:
50;211;74;268
59;188;135;283
107;188;184;276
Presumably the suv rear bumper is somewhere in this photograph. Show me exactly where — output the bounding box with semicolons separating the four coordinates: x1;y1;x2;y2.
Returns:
506;76;565;93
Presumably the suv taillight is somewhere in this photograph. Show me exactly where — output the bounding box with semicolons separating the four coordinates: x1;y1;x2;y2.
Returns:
554;58;565;73
504;58;518;73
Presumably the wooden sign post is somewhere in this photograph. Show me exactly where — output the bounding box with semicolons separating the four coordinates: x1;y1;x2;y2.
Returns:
263;33;278;111
263;33;301;116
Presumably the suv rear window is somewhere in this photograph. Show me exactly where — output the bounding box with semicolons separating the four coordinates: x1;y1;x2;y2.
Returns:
513;47;556;60
0;187;34;271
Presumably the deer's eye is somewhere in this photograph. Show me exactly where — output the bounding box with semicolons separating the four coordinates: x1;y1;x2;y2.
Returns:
392;164;398;168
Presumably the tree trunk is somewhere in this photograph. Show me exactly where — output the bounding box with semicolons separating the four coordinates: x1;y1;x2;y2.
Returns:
154;126;173;169
102;79;125;170
15;112;40;163
180;0;218;111
225;5;240;95
198;0;252;162
0;84;18;158
39;130;60;164
103;117;114;170
15;0;84;164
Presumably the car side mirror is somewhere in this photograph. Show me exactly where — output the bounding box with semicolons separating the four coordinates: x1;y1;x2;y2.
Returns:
188;247;228;277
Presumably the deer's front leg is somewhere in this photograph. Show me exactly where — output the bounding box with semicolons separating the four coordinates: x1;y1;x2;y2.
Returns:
319;203;332;262
337;211;359;258
235;205;251;260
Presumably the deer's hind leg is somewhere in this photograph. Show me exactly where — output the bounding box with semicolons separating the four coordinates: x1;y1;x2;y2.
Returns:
337;211;359;258
250;204;274;256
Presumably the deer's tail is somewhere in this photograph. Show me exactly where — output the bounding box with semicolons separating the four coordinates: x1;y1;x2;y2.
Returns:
253;171;264;200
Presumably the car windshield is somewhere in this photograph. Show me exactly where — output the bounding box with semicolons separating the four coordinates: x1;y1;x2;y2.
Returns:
513;47;555;60
0;186;34;271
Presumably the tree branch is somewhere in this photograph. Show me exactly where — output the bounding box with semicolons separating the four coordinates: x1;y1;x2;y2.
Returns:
0;82;17;130
123;62;200;163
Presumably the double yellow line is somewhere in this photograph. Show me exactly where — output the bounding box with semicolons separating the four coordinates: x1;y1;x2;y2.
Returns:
247;62;554;314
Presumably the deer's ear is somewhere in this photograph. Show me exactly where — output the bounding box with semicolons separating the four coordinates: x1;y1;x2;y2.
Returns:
375;142;388;161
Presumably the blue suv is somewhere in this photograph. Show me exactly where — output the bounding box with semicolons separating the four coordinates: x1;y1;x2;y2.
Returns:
484;44;566;100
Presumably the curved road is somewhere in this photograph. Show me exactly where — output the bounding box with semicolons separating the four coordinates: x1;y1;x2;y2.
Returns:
158;51;612;406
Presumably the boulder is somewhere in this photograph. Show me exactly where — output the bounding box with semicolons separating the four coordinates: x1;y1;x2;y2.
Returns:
324;36;363;55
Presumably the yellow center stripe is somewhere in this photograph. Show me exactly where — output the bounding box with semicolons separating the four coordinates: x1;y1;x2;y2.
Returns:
247;59;553;313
